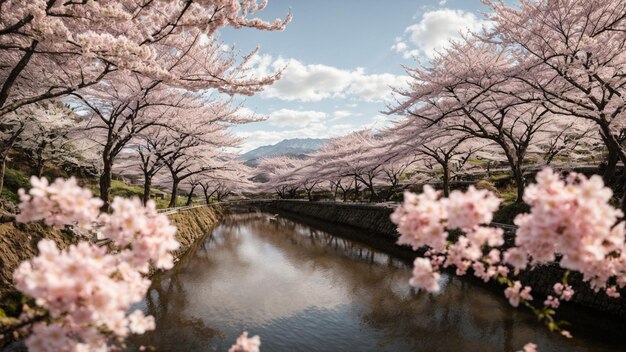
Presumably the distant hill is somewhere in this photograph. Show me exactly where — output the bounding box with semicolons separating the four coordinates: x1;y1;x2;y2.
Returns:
241;138;329;166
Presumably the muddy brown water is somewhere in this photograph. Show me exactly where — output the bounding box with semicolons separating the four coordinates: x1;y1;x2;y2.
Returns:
128;213;626;352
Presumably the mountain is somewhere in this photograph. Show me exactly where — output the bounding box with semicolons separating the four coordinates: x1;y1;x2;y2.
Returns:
240;138;329;166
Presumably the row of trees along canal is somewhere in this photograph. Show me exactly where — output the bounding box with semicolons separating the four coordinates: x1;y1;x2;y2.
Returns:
258;0;626;211
0;0;290;211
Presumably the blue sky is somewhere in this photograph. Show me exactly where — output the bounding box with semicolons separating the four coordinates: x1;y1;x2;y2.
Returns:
221;0;492;152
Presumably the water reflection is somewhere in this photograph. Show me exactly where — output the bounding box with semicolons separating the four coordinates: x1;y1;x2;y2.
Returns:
129;213;622;352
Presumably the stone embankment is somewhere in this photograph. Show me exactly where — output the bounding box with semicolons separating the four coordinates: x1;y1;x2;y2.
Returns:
240;199;626;320
168;205;222;261
0;205;222;300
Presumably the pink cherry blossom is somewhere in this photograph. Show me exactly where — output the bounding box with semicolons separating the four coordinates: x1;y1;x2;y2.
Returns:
13;177;181;350
229;332;261;352
553;283;575;301
519;342;538;352
514;168;625;290
391;188;448;252
503;247;528;270
16;177;103;230
504;281;533;307
409;257;441;293
544;295;560;309
446;186;501;230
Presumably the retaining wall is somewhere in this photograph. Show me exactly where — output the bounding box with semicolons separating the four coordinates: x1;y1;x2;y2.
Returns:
255;200;398;238
168;205;222;263
0;205;222;300
242;200;626;320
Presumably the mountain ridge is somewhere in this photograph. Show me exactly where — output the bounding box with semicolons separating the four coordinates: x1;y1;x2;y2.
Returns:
240;138;329;165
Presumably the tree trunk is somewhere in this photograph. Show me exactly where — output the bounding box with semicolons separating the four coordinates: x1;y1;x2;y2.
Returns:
0;155;6;196
598;124;626;214
442;163;450;197
511;163;525;203
501;144;525;203
307;190;312;201
602;140;619;183
367;184;376;202
99;159;113;212
0;40;38;110
185;185;196;206
142;173;152;205
168;179;180;208
385;181;397;201
203;189;210;204
36;160;44;178
385;189;392;201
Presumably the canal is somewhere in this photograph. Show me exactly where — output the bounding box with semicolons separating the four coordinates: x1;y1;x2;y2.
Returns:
129;213;625;352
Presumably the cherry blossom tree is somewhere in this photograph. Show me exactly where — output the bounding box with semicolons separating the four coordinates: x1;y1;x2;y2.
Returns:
149;100;255;207
0;100;80;193
257;156;302;199
0;0;290;119
484;0;626;203
308;131;397;202
388;39;560;202
380;118;483;197
74;39;273;210
198;164;255;203
16;101;80;177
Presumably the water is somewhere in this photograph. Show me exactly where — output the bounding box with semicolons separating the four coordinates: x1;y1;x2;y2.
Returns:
129;213;626;352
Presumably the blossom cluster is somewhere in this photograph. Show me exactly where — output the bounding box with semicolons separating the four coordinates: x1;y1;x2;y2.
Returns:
513;169;626;291
391;168;626;338
391;185;502;290
391;186;448;252
229;332;261;352
12;177;178;351
100;197;180;272
16;177;103;229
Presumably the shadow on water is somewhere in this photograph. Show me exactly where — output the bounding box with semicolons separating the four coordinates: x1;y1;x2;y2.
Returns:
128;213;626;352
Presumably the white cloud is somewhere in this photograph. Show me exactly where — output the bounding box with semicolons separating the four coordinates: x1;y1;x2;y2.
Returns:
267;108;327;127
332;110;351;118
246;55;408;102
392;8;490;59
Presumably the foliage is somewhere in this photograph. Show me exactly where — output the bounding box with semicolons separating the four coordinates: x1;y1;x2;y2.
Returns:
492;202;531;225
1;168;30;203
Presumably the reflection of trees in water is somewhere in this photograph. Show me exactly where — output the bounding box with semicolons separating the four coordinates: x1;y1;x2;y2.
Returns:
228;214;590;352
128;229;244;351
132;213;615;352
129;271;225;351
130;271;225;351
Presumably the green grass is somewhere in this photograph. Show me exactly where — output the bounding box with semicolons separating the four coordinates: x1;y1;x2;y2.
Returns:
488;173;511;181
82;179;180;208
1;168;30;203
41;167;69;180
